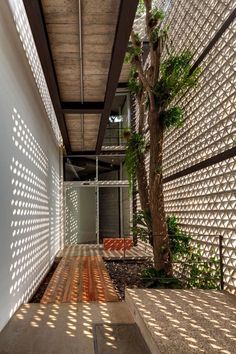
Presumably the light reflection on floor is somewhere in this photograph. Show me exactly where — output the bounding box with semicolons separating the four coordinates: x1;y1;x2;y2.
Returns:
127;288;236;354
0;302;134;353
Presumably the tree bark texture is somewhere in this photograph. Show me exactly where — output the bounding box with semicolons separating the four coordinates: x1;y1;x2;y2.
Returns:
149;108;172;274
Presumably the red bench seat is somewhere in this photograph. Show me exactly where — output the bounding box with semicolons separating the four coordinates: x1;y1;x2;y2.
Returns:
103;237;133;251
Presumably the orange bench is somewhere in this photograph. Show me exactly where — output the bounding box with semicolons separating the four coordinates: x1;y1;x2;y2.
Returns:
103;237;133;251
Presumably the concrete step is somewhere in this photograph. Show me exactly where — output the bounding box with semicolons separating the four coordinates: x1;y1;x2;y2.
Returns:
125;289;157;354
125;288;236;354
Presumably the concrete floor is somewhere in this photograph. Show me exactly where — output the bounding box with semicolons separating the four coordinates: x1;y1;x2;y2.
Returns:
0;302;134;354
1;289;236;354
126;289;236;354
60;242;153;260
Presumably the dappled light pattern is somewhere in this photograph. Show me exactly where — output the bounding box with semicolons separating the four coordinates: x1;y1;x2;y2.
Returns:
163;0;235;60
103;239;153;260
9;108;61;317
127;289;236;354
60;244;103;257
0;302;133;353
103;238;133;251
59;242;153;261
65;187;80;245
163;24;236;176
164;156;236;292
50;166;61;262
93;323;151;353
8;0;62;145
41;255;119;304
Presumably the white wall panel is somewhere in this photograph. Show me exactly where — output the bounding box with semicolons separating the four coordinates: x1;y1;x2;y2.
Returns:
0;2;61;330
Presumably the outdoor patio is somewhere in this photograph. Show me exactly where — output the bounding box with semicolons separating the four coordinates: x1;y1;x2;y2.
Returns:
0;287;235;353
0;0;235;353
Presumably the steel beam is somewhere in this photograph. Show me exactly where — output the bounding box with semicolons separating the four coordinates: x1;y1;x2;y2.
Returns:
95;0;138;153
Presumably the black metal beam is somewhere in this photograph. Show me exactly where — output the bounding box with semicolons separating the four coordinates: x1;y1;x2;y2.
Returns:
61;101;104;114
68;149;126;156
65;156;120;168
163;146;236;184
117;83;128;89
96;0;138;153
22;0;71;153
190;8;236;74
68;151;96;156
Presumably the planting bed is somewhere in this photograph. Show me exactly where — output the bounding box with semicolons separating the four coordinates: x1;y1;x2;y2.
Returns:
29;257;62;303
105;259;153;300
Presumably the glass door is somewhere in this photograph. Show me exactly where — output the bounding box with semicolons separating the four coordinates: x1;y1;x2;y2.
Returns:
64;184;96;244
98;186;131;243
63;154;131;245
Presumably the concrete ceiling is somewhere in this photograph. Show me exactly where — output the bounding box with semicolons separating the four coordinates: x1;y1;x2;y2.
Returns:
24;0;138;154
41;0;120;151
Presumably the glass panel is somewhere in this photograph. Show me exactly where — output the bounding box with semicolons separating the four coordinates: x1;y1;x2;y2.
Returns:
122;187;131;237
64;156;96;181
99;187;119;240
102;94;130;147
65;186;97;244
99;187;131;242
98;155;127;181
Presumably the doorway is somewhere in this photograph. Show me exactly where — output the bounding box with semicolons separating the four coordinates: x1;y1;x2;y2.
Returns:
64;154;131;245
64;185;97;244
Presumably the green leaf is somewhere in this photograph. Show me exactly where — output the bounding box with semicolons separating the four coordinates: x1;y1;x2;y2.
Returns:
154;50;201;107
161;106;183;129
124;133;146;192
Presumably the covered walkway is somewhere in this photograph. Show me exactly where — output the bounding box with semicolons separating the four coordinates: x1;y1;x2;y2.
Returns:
0;0;235;353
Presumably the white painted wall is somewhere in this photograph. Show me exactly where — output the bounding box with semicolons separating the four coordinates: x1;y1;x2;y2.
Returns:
0;2;62;331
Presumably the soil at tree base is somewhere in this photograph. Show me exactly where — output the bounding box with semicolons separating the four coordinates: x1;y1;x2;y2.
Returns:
105;260;153;300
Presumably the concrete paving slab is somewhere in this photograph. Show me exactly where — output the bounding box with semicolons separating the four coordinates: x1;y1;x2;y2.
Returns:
126;289;236;354
58;244;103;257
0;302;134;354
93;323;150;354
58;242;153;260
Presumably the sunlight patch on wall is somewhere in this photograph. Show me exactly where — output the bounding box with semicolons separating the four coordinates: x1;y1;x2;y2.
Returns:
164;156;236;293
8;0;62;146
9;107;61;317
163;23;236;177
65;188;80;245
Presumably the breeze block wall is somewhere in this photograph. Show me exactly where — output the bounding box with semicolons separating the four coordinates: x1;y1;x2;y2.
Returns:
134;0;236;293
161;0;236;293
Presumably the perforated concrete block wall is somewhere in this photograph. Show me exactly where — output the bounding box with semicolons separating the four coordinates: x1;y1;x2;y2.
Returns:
134;0;236;292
